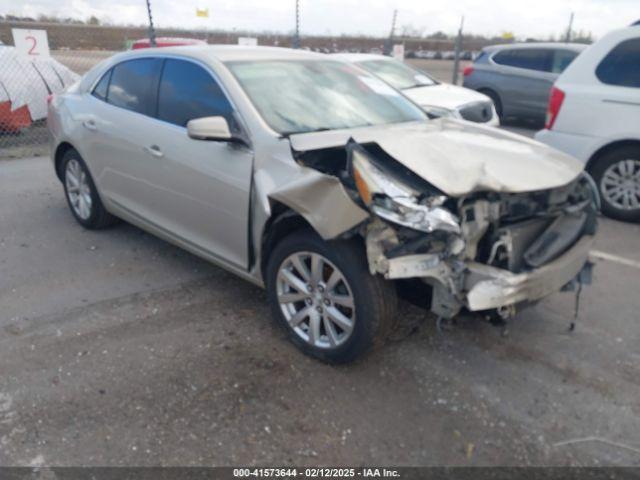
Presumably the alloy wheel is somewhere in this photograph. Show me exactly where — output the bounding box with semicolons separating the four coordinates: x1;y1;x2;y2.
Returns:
65;158;93;220
276;251;356;349
600;159;640;211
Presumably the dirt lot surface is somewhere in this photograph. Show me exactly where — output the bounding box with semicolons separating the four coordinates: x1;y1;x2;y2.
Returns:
1;156;639;467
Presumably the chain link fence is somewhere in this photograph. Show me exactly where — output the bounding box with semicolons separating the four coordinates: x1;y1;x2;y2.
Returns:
0;20;481;158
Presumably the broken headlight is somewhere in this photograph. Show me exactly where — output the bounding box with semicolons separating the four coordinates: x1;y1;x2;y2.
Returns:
351;146;461;234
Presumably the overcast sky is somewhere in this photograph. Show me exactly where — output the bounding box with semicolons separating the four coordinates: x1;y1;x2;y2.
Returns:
3;0;638;39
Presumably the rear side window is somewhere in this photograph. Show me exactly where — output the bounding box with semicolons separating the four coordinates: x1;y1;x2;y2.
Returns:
157;59;234;127
551;49;579;74
107;58;163;115
596;38;640;88
92;69;111;101
493;49;553;72
473;51;488;64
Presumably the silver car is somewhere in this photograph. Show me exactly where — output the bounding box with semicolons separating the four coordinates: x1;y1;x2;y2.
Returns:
462;43;586;124
48;46;598;363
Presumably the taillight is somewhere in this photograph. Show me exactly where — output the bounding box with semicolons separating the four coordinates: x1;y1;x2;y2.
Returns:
545;86;565;130
463;66;474;77
46;94;54;105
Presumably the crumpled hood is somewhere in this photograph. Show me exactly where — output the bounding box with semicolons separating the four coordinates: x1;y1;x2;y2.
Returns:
289;120;584;197
404;83;492;111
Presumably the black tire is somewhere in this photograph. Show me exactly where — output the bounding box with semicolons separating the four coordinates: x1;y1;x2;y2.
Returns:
479;88;503;120
61;148;119;229
589;145;640;223
266;230;397;364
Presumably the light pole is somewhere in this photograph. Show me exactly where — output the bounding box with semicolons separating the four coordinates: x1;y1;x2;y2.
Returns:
293;0;301;49
145;0;157;47
384;9;397;56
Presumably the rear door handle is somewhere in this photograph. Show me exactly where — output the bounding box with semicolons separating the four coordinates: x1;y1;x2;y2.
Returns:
82;120;97;131
144;145;164;158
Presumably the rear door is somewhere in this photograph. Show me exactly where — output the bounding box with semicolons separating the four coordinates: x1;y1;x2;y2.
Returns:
83;57;163;215
491;48;555;119
136;58;254;268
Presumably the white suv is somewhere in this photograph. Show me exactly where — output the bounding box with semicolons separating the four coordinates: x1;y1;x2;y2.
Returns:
535;24;640;222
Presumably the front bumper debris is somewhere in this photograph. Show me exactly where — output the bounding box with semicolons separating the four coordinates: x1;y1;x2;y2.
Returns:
464;235;594;311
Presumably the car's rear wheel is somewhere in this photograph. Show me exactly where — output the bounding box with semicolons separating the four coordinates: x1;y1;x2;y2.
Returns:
266;230;397;364
590;146;640;222
62;149;118;229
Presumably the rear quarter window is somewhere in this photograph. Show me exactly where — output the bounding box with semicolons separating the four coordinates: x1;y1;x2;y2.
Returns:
596;38;640;88
92;69;111;101
551;49;579;74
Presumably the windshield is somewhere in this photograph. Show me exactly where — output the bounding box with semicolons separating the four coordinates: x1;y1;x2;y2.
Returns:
359;59;437;90
226;60;426;135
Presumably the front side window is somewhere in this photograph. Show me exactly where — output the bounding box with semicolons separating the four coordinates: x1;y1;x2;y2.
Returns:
358;59;437;90
493;49;553;72
226;60;426;135
157;59;234;127
107;58;163;115
596;38;640;88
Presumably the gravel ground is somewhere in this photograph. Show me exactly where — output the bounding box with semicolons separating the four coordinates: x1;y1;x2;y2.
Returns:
0;156;639;467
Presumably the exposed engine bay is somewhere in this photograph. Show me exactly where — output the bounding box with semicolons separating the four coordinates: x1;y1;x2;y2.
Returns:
292;138;598;320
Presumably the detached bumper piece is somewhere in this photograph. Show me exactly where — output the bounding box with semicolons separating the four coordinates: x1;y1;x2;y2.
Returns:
465;235;594;311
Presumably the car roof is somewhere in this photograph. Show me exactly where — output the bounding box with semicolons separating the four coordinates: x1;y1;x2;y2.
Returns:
330;53;392;62
482;42;588;53
114;44;327;63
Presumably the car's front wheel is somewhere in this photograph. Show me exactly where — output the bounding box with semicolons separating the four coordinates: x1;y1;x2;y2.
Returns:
62;148;118;229
590;146;640;222
266;230;397;364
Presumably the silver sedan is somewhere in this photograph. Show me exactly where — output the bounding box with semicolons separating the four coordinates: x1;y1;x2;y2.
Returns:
48;46;598;363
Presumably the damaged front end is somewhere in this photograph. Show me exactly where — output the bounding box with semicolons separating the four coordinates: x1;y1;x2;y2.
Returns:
294;139;598;321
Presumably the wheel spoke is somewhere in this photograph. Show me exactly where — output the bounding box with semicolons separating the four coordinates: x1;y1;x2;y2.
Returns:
325;268;342;291
325;306;354;332
288;306;312;327
308;313;321;345
310;253;323;285
279;268;308;294
329;293;354;309
290;254;311;283
323;314;339;347
278;291;308;304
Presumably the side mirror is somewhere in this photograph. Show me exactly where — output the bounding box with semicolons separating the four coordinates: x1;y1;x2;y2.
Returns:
187;116;233;141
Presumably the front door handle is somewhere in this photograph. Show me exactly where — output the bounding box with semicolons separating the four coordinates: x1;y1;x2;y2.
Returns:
82;120;97;131
144;145;164;158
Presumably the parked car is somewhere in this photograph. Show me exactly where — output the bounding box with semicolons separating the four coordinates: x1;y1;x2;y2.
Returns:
131;37;206;49
463;43;587;124
48;46;597;363
536;24;640;221
333;53;499;126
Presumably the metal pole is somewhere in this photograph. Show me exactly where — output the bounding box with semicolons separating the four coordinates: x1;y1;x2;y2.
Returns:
452;16;464;85
293;0;300;49
565;12;574;43
384;9;397;56
145;0;157;47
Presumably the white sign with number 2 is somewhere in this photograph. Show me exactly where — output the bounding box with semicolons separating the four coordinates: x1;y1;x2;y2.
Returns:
12;29;50;57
